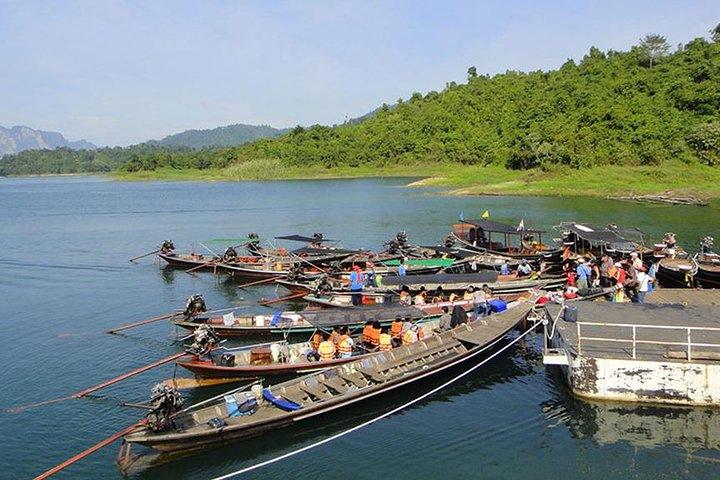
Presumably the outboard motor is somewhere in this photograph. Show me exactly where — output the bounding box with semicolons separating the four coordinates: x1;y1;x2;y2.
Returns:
160;239;175;255
187;324;220;357
222;246;238;263
286;262;305;281
444;233;456;248
396;231;409;247
184;294;207;319
145;383;184;432
246;233;261;256
314;275;333;296
700;236;715;254
311;232;325;247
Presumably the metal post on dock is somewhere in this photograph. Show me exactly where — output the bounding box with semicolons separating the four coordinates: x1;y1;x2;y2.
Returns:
576;323;582;354
687;328;692;361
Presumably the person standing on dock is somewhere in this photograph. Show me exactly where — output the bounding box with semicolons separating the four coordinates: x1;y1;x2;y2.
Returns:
635;266;650;303
349;264;365;306
576;258;591;291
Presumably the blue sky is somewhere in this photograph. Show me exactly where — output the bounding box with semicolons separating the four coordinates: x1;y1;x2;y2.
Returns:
1;0;717;146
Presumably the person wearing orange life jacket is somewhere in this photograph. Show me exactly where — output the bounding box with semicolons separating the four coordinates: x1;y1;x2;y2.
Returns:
311;330;322;350
390;316;403;339
318;332;336;361
378;328;392;352
366;320;382;349
337;326;354;358
328;325;341;346
362;320;374;348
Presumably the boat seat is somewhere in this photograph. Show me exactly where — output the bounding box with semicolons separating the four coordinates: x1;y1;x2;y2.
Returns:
299;382;332;400
319;377;349;394
338;370;367;388
378;341;463;374
279;388;307;406
356;367;385;383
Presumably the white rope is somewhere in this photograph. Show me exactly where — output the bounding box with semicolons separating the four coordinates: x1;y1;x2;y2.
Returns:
210;321;537;480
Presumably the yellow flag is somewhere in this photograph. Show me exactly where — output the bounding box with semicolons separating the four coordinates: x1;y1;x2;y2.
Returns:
481;209;490;220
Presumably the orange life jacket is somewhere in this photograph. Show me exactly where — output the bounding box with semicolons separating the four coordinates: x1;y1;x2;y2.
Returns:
337;335;352;355
312;333;322;350
318;340;336;360
367;327;381;346
390;321;403;338
362;325;372;344
379;333;392;351
329;331;340;346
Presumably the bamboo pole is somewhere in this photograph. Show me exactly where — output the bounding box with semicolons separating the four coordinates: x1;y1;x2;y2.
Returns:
106;312;180;334
8;352;185;413
237;276;280;289
185;259;217;275
129;249;160;262
33;421;143;480
259;292;308;306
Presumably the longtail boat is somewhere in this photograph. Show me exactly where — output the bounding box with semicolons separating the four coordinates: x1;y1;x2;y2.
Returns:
172;302;455;338
118;300;534;457
694;236;720;289
175;318;443;379
451;218;562;261
302;290;529;308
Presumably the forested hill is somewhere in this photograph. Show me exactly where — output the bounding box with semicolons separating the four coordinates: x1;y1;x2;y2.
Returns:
146;123;287;149
119;34;720;173
0;124;285;176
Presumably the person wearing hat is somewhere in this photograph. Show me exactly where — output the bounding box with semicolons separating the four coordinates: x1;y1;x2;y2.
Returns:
635;264;650;303
576;258;591;291
630;252;643;271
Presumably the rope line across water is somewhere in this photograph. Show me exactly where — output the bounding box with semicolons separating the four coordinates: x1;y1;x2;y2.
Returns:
210;320;538;480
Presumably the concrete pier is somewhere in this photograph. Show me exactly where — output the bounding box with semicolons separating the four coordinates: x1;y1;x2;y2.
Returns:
543;293;720;407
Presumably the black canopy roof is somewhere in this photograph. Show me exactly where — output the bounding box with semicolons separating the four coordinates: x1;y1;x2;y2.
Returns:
382;271;499;286
275;234;336;243
557;222;643;251
299;305;425;328
461;219;543;234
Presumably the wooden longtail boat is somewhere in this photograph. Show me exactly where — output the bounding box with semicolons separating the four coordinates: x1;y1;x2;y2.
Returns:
175;318;442;379
120;301;534;454
172;303;452;338
656;256;697;288
451;219;562;261
695;252;720;289
158;252;220;270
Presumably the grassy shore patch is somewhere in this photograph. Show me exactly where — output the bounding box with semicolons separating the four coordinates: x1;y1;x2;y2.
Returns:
112;161;720;199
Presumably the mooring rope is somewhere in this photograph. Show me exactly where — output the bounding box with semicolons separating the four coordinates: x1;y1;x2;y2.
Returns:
209;320;538;480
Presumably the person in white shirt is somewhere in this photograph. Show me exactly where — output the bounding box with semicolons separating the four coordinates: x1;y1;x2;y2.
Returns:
635;266;650;303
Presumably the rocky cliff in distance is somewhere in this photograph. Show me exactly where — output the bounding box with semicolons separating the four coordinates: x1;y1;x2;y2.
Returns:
0;125;96;156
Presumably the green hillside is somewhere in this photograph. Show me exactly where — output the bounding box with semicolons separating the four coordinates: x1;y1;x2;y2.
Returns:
118;34;719;177
146;123;287;149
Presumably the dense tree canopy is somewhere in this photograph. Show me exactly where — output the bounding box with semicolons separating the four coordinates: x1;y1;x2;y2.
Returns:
2;32;719;176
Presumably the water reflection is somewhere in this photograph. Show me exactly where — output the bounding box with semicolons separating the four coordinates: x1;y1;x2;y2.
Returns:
543;368;720;452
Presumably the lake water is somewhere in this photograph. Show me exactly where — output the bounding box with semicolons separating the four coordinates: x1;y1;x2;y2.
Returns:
1;175;719;480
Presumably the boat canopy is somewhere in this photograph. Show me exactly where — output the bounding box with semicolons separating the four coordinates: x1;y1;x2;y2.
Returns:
381;258;455;268
292;246;362;256
275;234;336;243
299;305;426;328
382;271;499;286
461;219;544;234
557;222;644;252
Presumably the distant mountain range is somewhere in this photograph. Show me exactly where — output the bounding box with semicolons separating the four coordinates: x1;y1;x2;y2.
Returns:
145;123;288;149
0;125;96;156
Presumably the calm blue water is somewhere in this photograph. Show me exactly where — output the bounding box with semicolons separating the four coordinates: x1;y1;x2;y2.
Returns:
1;176;719;479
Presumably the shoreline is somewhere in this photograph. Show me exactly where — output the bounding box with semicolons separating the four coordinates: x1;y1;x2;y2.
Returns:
109;162;720;201
6;162;720;202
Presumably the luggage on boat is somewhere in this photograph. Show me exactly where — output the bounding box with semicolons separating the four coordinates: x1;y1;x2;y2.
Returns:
563;306;578;323
219;353;236;367
250;348;272;365
489;299;507;313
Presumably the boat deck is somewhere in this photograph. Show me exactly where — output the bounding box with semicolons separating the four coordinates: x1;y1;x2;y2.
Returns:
547;301;720;363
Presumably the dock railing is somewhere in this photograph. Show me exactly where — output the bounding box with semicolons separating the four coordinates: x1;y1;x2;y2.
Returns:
576;321;720;361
